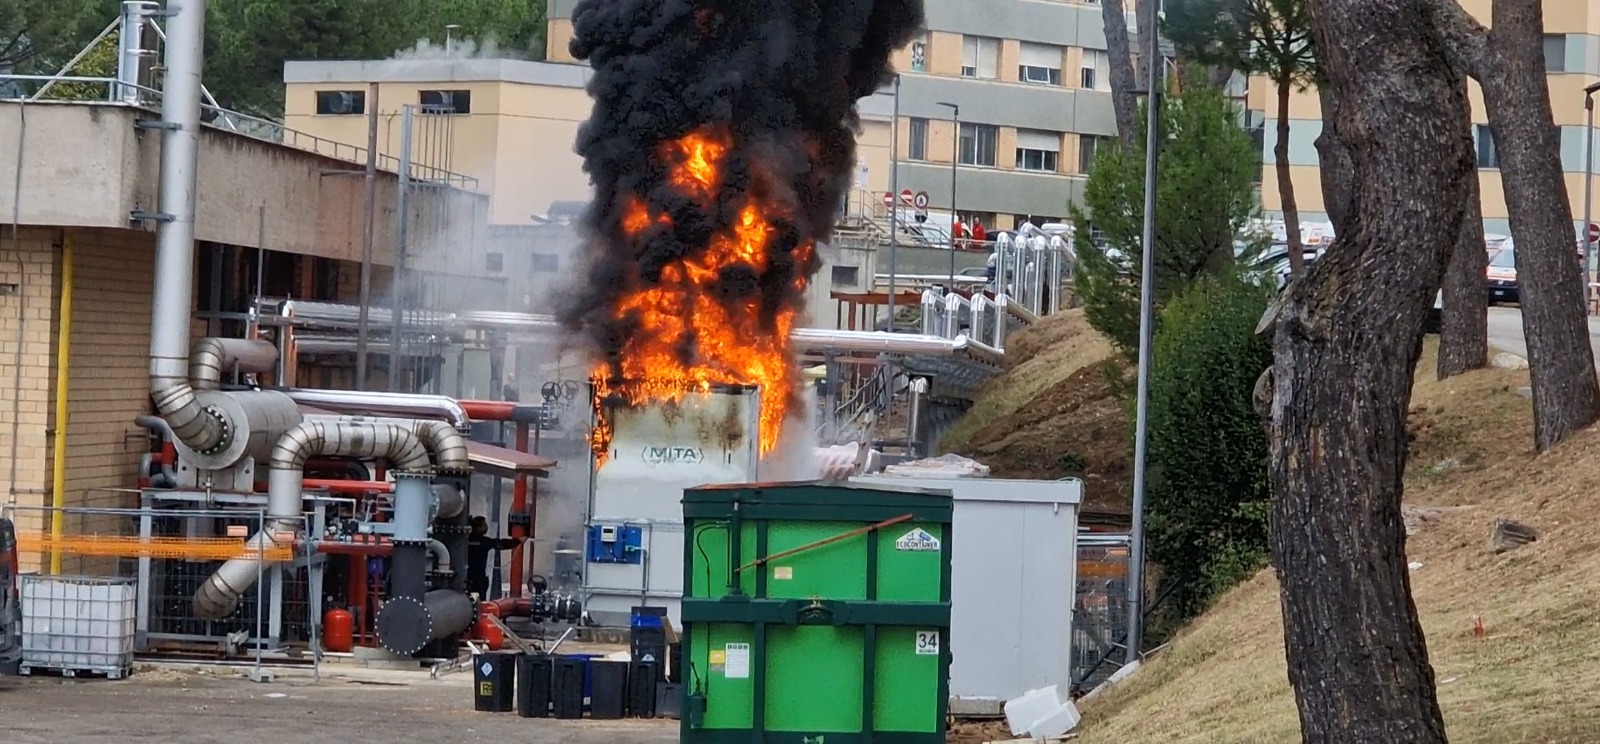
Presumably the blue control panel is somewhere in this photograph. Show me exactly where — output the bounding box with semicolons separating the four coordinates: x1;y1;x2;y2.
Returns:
585;523;644;564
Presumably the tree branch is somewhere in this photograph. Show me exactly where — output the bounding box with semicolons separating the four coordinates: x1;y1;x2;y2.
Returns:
1421;0;1491;78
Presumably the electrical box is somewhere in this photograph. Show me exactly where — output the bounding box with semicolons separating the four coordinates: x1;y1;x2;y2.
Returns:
586;524;643;565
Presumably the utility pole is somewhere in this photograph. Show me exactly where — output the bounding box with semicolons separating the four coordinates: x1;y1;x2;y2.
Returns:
1125;3;1163;669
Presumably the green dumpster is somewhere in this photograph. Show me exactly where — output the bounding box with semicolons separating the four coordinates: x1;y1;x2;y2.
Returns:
680;482;954;743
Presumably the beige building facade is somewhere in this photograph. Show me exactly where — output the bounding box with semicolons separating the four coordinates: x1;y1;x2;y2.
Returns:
1251;0;1600;238
288;0;1125;233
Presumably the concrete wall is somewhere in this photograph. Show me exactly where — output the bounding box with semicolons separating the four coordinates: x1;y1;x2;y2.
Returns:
0;101;500;287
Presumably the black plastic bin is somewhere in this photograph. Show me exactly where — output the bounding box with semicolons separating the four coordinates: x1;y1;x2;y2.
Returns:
516;653;553;718
589;660;629;720
473;650;516;713
551;656;586;719
628;661;659;717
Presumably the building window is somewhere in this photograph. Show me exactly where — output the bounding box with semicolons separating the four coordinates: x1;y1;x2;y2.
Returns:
1079;134;1109;174
1476;124;1498;169
1015;129;1061;172
962;36;1000;79
831;265;861;288
1544;35;1567;72
420;90;472;114
1014;214;1065;229
908;117;929;161
1019;42;1063;86
531;253;559;272
315;90;366;116
485;252;504;272
1248;122;1266;184
1081;50;1110;91
910;35;928;72
959;123;999;167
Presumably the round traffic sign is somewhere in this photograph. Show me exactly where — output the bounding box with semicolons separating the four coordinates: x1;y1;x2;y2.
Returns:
900;188;915;205
882;191;895;208
912;191;930;210
1589;222;1599;243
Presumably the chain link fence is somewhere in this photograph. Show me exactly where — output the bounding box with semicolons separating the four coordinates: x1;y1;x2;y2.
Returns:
2;503;318;678
1072;534;1131;693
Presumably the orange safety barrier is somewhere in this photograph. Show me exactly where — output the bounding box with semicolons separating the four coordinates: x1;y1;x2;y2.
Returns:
16;532;294;561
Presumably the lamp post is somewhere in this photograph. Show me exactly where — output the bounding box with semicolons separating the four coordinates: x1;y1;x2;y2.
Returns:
1583;81;1600;286
445;24;462;55
936;101;961;288
887;75;902;331
1126;6;1164;669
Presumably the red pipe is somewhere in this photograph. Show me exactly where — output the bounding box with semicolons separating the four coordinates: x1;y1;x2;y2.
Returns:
485;596;532;617
347;553;368;645
306;539;394;556
461;399;518;421
509;421;530;597
302;478;393;494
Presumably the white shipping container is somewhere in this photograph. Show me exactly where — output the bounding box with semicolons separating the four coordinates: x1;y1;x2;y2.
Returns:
20;574;137;677
585;385;761;628
850;474;1083;713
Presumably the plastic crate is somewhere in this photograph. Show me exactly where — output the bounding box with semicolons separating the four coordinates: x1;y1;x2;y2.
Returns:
19;574;136;677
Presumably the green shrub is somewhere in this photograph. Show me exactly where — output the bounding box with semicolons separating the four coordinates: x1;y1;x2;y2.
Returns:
1071;77;1265;359
1141;267;1274;621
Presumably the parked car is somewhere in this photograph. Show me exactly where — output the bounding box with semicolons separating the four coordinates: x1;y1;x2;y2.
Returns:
1486;248;1518;305
0;516;18;675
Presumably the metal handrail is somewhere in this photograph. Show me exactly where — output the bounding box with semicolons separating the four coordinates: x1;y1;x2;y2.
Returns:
0;73;480;190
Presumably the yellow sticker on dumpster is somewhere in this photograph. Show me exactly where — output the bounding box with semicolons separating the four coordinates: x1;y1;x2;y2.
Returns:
774;566;794;580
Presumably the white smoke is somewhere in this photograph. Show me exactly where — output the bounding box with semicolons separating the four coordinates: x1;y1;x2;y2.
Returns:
392;36;509;61
757;383;824;482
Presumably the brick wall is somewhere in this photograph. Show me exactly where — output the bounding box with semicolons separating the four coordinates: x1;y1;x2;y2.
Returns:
0;228;59;552
59;229;155;513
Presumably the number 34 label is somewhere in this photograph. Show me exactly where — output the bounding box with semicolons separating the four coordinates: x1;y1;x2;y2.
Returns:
914;630;940;655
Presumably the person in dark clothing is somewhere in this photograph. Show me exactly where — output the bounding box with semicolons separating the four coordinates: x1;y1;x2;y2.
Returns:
467;516;522;599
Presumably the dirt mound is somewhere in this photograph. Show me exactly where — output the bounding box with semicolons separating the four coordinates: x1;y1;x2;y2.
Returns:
1076;344;1600;742
940;310;1128;512
963;357;1131;513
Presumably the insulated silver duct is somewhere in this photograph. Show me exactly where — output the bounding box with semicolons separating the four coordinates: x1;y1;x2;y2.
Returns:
282;389;472;431
970;294;993;347
920;289;941;336
189;337;278;391
192;420;436;620
303;414;470;471
942;293;969;339
147;0;223;455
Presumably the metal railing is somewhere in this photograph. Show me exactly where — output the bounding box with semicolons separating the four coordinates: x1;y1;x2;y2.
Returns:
0;73;479;190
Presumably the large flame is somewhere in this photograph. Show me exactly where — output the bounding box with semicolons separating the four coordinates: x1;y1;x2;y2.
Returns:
590;128;807;466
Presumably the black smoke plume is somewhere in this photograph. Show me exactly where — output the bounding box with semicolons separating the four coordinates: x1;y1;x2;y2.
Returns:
560;0;925;381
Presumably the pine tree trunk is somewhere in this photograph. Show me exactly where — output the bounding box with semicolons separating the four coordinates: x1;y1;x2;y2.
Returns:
1270;1;1457;740
1478;0;1600;449
1439;147;1489;379
1100;0;1141;145
1276;76;1306;276
1312;84;1356;236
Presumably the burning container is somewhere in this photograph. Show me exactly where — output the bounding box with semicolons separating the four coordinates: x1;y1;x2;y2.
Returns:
584;384;760;627
679;482;954;742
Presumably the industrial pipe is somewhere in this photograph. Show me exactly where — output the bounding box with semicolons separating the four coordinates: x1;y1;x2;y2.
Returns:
302;413;471;471
509;422;530;597
969;294;993;348
146;0;227;456
188;337;278;391
375;589;475;656
942;293;969;339
432;482;466;520
48;231;75;575
281;388;471;431
919;289;941;335
301;478;393;494
459;400;516;421
192;421;435;620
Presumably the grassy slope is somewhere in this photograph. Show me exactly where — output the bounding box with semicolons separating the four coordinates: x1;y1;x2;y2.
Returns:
939;309;1115;454
1077;342;1600;743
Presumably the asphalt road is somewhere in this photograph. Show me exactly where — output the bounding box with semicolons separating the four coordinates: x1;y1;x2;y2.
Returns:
1485;306;1600;362
0;667;679;743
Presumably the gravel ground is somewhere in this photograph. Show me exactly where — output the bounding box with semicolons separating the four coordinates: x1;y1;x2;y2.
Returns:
0;664;679;743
